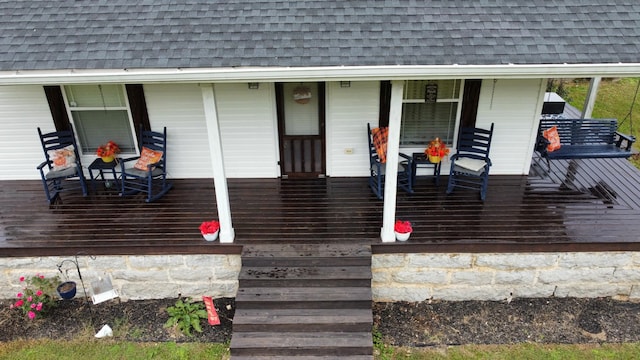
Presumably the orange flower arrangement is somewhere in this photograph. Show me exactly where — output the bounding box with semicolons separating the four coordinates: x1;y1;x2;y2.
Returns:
96;141;120;160
425;137;450;158
424;137;450;163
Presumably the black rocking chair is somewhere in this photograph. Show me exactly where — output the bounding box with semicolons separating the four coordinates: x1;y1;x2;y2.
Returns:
119;127;172;202
37;126;88;205
446;123;494;201
367;123;413;199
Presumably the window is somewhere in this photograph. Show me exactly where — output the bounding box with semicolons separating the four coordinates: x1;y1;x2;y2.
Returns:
400;80;461;146
64;85;137;155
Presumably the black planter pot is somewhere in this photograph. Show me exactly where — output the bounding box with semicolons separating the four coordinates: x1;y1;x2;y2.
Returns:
57;281;77;300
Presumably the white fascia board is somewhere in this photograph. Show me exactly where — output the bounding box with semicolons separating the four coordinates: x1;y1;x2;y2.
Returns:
1;63;640;85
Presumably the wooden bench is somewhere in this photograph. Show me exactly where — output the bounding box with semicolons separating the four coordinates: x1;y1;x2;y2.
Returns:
535;118;636;166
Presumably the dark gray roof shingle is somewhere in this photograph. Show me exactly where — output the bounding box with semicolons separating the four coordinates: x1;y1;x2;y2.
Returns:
1;0;639;71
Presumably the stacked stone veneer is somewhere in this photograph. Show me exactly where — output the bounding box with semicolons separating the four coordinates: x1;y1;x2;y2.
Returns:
1;255;241;301
372;252;640;302
3;252;640;302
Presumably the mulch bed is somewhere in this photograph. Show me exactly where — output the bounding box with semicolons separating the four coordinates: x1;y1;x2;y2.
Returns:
1;297;640;346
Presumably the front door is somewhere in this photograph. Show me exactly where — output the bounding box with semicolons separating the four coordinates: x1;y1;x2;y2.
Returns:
276;82;326;178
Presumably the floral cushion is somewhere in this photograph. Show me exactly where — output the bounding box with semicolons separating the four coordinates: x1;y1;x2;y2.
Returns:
47;145;76;171
134;147;164;171
543;126;561;152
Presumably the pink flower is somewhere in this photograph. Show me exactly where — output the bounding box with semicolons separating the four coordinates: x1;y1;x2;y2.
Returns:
36;290;43;296
28;311;35;319
15;300;23;307
36;303;43;311
39;275;44;279
30;303;36;309
19;276;25;282
27;296;33;302
16;292;23;298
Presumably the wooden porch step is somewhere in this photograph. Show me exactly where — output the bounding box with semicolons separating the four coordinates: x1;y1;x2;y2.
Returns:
241;243;372;258
230;331;373;357
239;265;372;287
233;308;372;332
230;243;373;359
235;286;372;309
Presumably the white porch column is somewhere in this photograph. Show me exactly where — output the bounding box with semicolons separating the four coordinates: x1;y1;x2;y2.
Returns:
200;84;235;243
581;77;601;119
380;80;404;243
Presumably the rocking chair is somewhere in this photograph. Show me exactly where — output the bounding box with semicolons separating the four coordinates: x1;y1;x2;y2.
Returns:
37;126;88;205
367;123;413;199
119;127;172;202
446;123;494;201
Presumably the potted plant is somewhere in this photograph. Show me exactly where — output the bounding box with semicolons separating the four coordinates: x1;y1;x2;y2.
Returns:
199;220;220;241
424;137;450;164
96;140;120;163
56;281;77;300
394;220;413;241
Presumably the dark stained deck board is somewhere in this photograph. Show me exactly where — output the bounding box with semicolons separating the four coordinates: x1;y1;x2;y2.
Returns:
2;157;640;256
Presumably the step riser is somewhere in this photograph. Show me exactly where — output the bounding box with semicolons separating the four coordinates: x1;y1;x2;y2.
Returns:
239;279;371;287
233;323;372;332
242;258;371;267
235;300;372;310
230;347;373;357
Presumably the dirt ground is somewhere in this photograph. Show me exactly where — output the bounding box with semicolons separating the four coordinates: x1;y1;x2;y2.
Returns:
1;297;640;346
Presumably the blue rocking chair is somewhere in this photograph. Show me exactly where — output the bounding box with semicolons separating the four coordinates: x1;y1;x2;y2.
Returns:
37;127;88;205
446;123;494;201
119;127;172;202
367;123;413;199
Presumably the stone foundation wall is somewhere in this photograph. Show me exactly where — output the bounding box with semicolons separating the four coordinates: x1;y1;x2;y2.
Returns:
4;252;639;303
372;252;640;302
0;255;241;301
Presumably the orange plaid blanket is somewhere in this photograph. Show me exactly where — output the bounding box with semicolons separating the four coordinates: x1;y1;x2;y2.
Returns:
371;127;388;163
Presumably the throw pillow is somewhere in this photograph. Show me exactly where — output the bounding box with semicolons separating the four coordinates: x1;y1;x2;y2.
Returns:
371;127;388;163
47;145;76;171
543;126;561;152
134;147;164;171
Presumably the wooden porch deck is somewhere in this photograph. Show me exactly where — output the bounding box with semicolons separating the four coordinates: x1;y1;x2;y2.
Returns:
2;156;640;257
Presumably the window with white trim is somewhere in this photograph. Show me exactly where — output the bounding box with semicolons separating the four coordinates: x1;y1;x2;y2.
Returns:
63;84;137;155
401;80;461;146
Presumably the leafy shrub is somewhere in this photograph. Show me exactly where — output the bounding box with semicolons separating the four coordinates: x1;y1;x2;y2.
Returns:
164;298;208;336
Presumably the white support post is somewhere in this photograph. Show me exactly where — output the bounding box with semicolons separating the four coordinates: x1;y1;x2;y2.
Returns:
200;84;235;243
581;77;601;119
380;80;404;243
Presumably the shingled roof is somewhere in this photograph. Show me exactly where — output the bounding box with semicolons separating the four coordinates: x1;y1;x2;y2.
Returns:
1;0;640;71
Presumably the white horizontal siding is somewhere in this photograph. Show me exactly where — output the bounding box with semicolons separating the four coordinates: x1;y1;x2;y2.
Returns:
326;81;380;177
0;85;55;180
214;83;278;178
476;79;543;175
144;84;213;178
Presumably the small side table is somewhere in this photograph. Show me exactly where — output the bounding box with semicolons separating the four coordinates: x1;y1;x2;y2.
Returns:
88;158;120;192
411;152;441;186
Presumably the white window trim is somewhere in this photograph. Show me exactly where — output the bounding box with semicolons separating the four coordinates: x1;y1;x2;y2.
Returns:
61;84;140;159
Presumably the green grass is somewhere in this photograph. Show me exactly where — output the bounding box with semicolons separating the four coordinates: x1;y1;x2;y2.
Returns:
0;339;229;360
555;77;640;143
378;343;640;359
3;340;638;360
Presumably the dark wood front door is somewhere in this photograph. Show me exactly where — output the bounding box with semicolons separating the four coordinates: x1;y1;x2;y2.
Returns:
276;82;326;178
